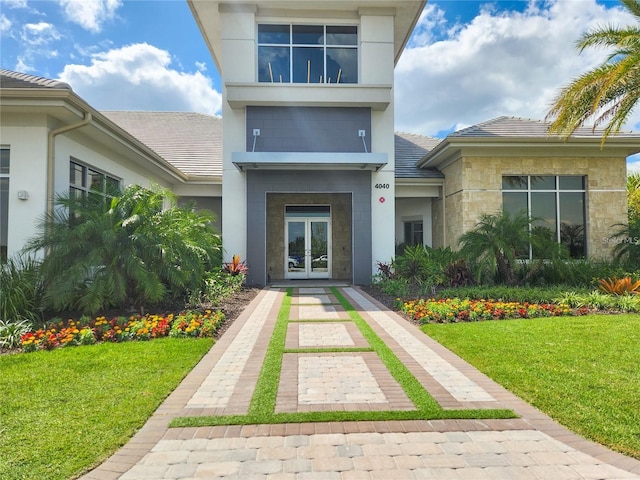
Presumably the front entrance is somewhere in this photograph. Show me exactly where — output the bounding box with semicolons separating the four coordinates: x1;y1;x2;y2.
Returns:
285;206;331;279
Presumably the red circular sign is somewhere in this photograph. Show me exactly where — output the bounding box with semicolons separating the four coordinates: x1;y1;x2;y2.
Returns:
379;197;385;203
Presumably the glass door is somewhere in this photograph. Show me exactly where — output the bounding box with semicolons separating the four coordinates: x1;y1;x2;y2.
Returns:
285;206;330;279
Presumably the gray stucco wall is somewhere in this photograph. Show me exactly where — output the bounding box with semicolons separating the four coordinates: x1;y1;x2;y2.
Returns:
246;170;372;286
246;106;372;153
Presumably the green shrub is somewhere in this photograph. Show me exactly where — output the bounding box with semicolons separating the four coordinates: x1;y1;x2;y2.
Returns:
438;285;587;304
0;319;32;350
0;254;44;324
188;270;246;307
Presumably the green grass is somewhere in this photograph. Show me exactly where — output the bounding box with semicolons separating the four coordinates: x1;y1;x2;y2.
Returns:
172;287;515;428
0;337;214;480
422;314;640;459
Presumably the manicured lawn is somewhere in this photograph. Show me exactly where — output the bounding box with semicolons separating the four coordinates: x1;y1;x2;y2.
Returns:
0;337;214;480
422;314;640;459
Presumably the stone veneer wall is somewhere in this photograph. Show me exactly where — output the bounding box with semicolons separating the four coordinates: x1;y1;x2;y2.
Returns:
434;154;627;258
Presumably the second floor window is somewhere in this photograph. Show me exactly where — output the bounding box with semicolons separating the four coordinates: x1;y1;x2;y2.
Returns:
258;24;358;84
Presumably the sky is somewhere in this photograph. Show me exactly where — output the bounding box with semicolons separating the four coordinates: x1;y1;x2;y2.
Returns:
1;0;639;169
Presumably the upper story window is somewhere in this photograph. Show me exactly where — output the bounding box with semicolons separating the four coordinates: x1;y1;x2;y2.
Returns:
70;160;120;201
258;24;358;84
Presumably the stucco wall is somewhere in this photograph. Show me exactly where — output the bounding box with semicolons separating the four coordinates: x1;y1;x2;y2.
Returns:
435;154;627;258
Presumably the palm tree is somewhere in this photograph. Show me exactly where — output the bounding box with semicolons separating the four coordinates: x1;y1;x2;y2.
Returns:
458;210;564;285
25;184;221;314
546;0;640;143
611;173;640;266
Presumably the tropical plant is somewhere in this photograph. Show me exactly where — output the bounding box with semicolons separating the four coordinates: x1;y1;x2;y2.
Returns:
223;254;248;276
393;244;459;287
546;0;640;143
24;184;222;314
610;173;640;267
598;276;640;295
0;254;44;324
0;319;32;349
458;209;565;286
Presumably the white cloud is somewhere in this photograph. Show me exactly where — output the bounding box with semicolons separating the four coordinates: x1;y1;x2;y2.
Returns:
58;43;222;115
395;0;639;137
628;154;640;174
20;21;60;46
58;0;121;33
2;0;29;8
0;14;11;35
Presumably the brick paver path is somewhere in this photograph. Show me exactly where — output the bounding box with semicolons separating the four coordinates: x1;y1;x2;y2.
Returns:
80;286;640;480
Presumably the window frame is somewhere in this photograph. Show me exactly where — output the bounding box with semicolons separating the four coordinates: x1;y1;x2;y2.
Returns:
404;220;424;247
0;147;9;260
257;23;359;84
69;159;121;201
502;175;587;259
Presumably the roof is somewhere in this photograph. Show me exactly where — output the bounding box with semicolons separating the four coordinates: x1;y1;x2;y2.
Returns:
394;132;444;179
418;116;640;168
0;69;72;90
450;116;639;139
102;111;223;177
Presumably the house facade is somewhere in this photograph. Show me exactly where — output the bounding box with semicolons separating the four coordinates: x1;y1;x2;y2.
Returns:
188;0;427;285
2;0;639;284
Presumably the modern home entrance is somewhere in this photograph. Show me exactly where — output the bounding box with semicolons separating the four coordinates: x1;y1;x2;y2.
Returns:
285;206;331;279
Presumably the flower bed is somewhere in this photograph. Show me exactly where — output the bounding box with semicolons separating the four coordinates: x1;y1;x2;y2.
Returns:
399;298;590;324
20;310;225;352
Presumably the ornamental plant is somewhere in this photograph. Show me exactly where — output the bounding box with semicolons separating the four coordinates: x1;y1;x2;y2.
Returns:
401;297;589;324
20;310;225;353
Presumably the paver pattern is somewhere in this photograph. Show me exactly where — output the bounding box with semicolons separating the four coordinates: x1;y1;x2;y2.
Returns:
81;285;640;480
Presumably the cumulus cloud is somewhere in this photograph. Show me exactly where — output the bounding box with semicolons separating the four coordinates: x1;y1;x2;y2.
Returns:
58;43;222;115
395;0;640;137
21;21;61;45
58;0;121;33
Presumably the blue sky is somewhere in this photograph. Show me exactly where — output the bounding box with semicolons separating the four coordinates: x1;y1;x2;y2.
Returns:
1;0;639;168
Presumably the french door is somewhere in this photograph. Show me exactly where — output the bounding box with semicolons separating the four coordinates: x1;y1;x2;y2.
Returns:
285;207;331;279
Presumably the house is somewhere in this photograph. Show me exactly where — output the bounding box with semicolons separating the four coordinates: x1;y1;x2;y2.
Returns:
1;0;639;285
0;69;226;262
186;0;639;284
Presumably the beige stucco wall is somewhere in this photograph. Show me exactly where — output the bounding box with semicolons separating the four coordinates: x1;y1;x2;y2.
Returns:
435;154;627;259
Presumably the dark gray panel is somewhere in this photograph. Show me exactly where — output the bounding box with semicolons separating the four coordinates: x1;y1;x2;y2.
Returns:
246;170;371;286
247;106;371;153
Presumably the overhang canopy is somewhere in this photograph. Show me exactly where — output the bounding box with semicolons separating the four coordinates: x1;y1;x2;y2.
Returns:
232;151;387;171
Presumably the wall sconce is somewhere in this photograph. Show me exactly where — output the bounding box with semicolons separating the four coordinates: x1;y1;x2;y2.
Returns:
17;190;29;200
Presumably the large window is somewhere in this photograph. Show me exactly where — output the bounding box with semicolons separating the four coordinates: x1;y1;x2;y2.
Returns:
70;160;120;201
258;24;358;84
502;175;586;258
0;148;9;260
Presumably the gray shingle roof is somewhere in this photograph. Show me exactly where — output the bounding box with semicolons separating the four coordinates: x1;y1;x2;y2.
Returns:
102;111;223;177
394;132;444;178
0;69;72;90
450;116;638;139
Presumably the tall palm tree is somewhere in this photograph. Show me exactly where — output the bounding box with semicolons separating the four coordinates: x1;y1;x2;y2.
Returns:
546;0;640;143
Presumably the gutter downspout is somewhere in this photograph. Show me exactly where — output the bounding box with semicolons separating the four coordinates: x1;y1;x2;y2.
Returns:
441;181;446;248
47;112;92;216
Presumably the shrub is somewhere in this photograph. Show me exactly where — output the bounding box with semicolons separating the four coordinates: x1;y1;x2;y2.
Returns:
0;319;33;350
598;277;640;295
0;254;44;324
24;185;222;315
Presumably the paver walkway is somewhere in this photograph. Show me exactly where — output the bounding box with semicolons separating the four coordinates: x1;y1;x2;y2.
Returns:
81;286;640;480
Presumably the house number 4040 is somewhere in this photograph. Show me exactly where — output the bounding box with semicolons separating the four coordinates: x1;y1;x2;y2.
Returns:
374;183;390;189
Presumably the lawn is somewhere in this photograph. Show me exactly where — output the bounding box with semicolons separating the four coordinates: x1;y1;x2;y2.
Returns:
0;337;214;480
422;314;640;459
